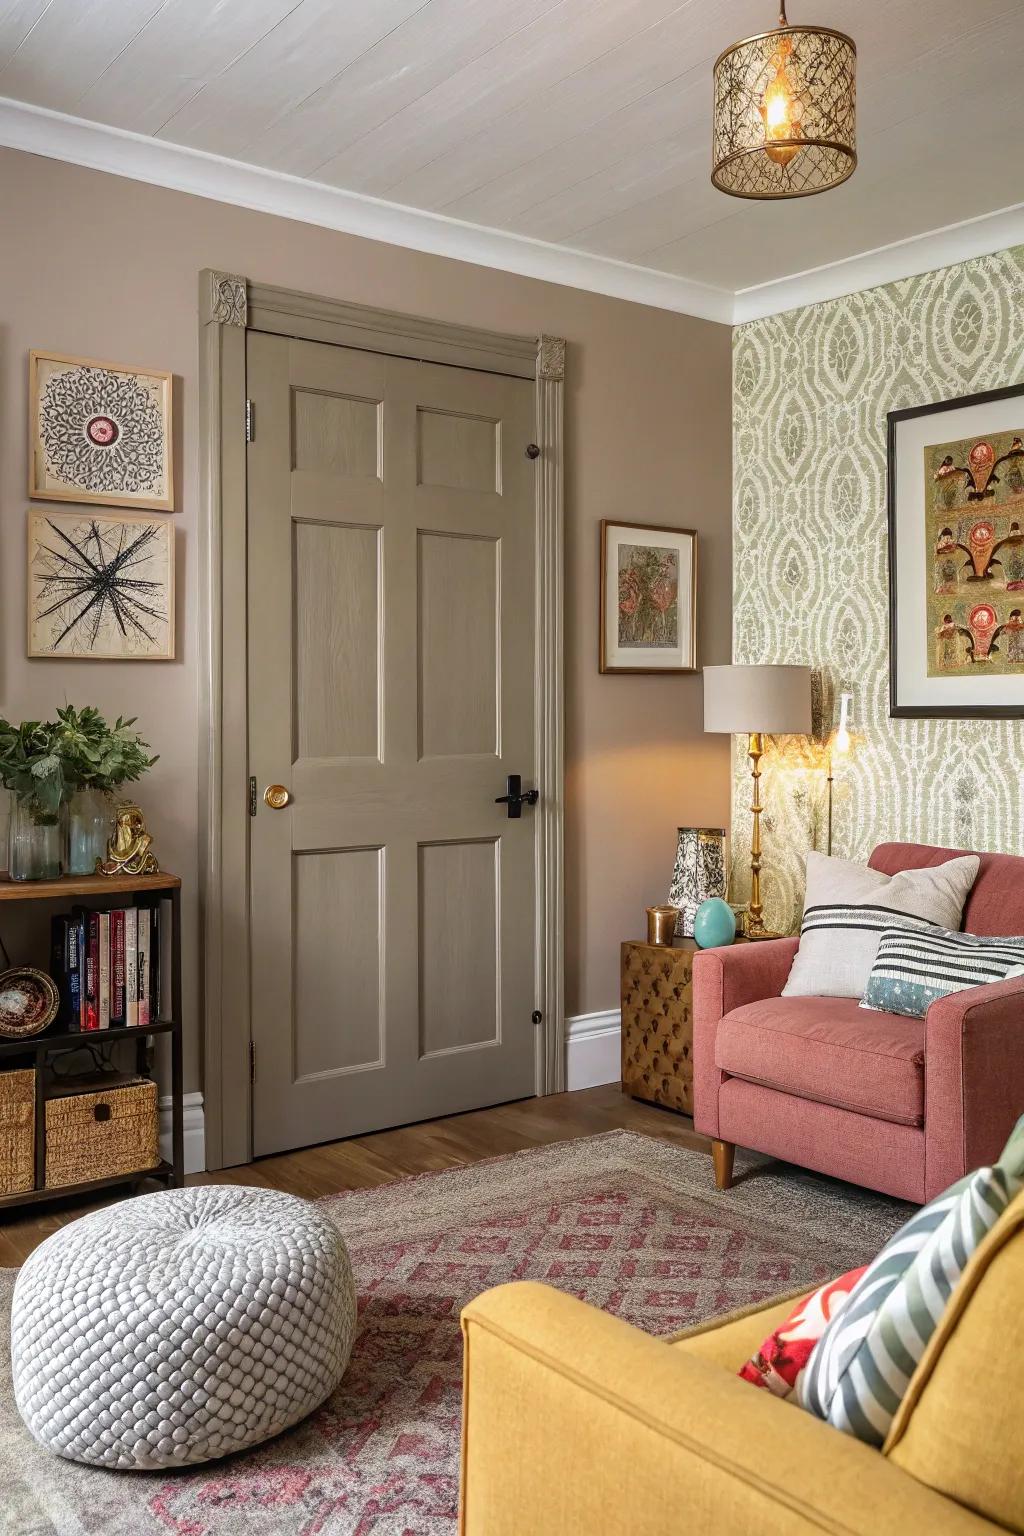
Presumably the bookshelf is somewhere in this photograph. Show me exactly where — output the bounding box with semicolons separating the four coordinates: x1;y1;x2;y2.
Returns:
0;872;183;1211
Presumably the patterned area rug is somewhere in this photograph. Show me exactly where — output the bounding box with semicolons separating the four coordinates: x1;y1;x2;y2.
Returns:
0;1130;909;1535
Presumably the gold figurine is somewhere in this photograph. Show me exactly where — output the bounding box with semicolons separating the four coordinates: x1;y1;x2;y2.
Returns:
97;803;159;877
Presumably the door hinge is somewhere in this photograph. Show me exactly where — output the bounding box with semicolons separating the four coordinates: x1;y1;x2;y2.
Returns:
245;398;255;442
249;1040;256;1083
248;775;257;817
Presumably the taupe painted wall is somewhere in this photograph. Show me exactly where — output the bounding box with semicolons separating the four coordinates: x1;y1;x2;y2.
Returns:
0;147;732;1094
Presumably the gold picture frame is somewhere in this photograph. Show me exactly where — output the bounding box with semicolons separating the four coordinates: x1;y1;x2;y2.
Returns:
29;349;174;512
599;519;697;674
28;508;175;661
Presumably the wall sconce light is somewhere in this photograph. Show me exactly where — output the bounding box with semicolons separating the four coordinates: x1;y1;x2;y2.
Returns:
827;691;853;856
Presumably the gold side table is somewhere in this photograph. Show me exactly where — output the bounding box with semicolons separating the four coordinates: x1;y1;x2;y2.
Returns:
620;937;748;1115
620;939;697;1114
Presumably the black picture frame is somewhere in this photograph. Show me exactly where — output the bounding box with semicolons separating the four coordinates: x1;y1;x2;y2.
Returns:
887;381;1024;719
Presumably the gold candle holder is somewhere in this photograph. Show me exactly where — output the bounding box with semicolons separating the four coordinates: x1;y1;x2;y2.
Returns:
646;906;678;946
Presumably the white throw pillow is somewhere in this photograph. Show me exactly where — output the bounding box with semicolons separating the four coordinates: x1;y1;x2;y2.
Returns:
782;851;980;1000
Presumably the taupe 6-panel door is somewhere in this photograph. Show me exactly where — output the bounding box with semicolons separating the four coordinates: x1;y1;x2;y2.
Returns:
246;332;538;1156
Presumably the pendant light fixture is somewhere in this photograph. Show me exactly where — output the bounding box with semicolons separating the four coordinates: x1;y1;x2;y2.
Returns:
711;4;856;199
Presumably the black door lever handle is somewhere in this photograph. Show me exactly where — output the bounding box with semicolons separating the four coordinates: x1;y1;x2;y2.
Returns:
495;774;540;819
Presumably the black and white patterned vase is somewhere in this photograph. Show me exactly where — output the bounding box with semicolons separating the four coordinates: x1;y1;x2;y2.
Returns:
668;827;727;938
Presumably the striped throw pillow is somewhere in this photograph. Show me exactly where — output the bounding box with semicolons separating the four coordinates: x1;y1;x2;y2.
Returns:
861;924;1024;1020
798;1115;1024;1446
782;851;979;999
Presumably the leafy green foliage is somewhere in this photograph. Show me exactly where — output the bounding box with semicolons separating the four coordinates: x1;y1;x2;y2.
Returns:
0;707;157;824
0;719;65;824
52;706;158;793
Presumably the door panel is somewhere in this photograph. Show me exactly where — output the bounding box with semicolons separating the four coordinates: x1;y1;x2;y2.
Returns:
293;521;381;762
292;846;383;1078
416;407;499;493
247;331;537;1156
417;531;498;759
292;389;382;480
418;838;499;1057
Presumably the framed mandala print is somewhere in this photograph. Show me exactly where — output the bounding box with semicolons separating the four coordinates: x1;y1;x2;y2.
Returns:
29;350;174;511
28;510;175;660
888;382;1024;718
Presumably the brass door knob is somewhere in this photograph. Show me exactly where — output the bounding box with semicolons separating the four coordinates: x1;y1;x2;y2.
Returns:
264;784;291;810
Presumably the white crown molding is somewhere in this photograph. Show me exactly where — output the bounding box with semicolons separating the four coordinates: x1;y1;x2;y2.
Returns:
565;1009;621;1092
2;96;1020;328
0;96;732;323
733;202;1024;323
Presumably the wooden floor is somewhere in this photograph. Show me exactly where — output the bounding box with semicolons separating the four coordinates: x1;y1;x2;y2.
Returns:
0;1085;712;1267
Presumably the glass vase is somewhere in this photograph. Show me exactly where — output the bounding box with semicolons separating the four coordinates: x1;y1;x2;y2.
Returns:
7;793;64;882
65;788;113;876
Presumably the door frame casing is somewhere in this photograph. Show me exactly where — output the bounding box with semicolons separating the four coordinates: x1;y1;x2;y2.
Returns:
198;270;566;1169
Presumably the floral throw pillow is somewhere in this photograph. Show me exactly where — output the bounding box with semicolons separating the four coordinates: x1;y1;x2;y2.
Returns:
739;1268;866;1400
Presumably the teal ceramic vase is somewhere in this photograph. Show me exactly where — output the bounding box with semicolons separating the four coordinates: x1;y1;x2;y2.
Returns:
693;897;736;949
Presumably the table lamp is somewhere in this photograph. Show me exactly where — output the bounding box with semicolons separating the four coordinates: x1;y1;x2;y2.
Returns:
703;663;813;940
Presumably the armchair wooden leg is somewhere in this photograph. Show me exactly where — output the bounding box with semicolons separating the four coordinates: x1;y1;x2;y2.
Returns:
712;1139;735;1191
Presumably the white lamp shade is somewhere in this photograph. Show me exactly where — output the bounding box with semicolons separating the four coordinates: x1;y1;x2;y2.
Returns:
703;664;812;735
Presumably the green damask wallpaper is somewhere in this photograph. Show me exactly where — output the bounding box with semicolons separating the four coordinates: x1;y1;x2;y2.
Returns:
731;244;1024;934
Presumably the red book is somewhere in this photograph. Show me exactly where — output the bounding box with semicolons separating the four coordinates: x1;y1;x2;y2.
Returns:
110;910;126;1028
84;912;100;1031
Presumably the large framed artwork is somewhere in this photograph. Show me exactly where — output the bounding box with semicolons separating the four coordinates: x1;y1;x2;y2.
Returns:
29;350;174;512
28;510;175;660
599;520;697;674
888;382;1024;718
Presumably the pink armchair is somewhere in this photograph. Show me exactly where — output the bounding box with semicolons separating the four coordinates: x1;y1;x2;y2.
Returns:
693;843;1024;1203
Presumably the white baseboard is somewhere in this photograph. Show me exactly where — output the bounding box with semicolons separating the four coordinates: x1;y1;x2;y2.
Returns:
565;1009;621;1092
158;1092;206;1175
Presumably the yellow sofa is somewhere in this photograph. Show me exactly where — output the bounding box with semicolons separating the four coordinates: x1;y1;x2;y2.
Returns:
459;1189;1024;1534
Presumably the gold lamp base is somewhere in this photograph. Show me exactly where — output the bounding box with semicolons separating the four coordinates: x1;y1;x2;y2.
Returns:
743;915;783;942
743;731;779;940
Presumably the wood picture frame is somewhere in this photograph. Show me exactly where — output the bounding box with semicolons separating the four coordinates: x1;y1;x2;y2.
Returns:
29;349;174;512
888;382;1024;719
28;508;175;660
599;519;697;674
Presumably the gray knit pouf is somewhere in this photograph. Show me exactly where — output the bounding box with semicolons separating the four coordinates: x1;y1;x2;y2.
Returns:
11;1184;356;1469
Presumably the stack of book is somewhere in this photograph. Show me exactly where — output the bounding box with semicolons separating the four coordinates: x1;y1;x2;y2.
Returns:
50;905;163;1032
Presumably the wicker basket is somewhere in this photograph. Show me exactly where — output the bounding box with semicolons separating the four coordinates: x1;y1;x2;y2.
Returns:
45;1074;159;1190
0;1068;35;1195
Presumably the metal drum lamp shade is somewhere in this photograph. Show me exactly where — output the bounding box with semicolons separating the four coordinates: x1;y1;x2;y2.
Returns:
712;5;856;200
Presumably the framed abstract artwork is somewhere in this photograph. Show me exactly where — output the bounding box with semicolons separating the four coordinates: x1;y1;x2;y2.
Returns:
599;520;697;674
28;510;175;660
888;383;1024;718
29;350;174;511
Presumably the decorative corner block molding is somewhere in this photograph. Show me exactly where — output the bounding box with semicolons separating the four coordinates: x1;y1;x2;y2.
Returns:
538;335;566;382
208;271;247;327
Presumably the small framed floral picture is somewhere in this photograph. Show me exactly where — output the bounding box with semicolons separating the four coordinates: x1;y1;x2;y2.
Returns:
29;350;174;512
599;520;697;673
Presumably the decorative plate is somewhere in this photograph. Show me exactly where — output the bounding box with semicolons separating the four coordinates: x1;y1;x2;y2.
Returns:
0;967;60;1038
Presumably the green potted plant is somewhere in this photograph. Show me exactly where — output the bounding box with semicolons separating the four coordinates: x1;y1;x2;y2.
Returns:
54;707;158;875
0;719;66;880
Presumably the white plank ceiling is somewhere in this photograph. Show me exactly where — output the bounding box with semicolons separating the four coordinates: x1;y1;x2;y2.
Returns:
1;0;1022;293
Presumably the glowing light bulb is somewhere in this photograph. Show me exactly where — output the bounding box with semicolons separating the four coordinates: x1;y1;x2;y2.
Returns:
760;39;803;166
